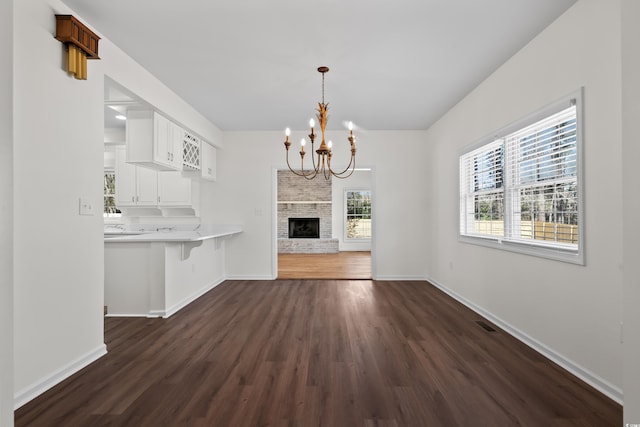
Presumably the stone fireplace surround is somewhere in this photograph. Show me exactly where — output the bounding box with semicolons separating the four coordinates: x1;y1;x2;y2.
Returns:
277;170;339;253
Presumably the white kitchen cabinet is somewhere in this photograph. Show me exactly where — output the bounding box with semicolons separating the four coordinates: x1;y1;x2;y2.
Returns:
183;141;217;181
116;148;197;215
200;142;217;181
181;131;201;171
126;110;182;171
158;171;191;206
115;147;158;207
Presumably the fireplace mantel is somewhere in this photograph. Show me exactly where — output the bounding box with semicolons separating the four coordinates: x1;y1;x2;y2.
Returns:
277;201;331;204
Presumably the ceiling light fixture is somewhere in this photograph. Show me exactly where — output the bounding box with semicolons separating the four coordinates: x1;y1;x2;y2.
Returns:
283;66;356;179
115;115;126;120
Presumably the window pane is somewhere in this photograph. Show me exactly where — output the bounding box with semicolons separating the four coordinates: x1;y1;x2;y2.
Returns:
104;172;121;216
474;145;503;191
473;192;504;237
104;196;120;215
104;173;116;195
346;190;372;239
515;114;577;185
506;106;578;247
517;183;578;244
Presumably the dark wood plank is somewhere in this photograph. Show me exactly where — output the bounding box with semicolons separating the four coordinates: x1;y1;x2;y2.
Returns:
15;280;621;426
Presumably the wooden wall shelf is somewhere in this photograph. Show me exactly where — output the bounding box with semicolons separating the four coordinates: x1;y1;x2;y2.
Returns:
55;15;100;59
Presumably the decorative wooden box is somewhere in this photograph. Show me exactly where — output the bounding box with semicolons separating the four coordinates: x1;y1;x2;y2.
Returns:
54;15;100;59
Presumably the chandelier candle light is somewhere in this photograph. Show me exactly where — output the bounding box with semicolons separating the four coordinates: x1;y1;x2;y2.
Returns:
283;66;357;179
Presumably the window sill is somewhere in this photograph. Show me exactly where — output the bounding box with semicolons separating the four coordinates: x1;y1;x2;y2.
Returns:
458;234;584;265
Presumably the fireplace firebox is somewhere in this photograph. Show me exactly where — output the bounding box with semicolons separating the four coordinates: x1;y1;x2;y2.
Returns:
289;218;320;239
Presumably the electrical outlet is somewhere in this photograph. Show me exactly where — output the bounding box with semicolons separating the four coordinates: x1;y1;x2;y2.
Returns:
79;198;94;216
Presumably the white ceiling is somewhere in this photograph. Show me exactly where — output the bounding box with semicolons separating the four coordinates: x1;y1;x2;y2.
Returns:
63;0;576;131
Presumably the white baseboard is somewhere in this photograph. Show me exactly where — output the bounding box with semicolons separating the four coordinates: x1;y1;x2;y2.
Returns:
105;313;149;318
14;344;107;409
163;277;225;318
226;275;277;281
426;276;623;404
372;275;427;281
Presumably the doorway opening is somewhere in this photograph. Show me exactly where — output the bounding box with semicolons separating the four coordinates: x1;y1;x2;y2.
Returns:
275;168;374;280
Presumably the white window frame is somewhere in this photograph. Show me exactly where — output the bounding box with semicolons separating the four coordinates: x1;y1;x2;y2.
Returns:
459;89;584;265
344;189;372;241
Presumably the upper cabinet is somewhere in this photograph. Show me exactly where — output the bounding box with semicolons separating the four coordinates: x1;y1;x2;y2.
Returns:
126;110;183;171
200;142;217;181
114;147;159;208
183;140;217;182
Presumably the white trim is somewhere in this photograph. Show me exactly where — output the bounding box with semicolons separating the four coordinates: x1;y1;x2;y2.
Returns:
105;278;227;319
14;344;107;409
163;278;225;318
426;276;623;404
373;275;427;281
272;167;279;279
458;235;584;265
277;201;332;204
105;313;149;318
147;310;166;318
226;274;277;281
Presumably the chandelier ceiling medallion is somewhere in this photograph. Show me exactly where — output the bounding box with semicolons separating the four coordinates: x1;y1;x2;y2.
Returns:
283;66;356;179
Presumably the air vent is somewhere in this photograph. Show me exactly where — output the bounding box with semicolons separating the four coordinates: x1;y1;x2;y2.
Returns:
475;320;497;333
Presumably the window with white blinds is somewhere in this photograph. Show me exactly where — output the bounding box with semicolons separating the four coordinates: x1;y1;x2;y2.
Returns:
459;90;583;264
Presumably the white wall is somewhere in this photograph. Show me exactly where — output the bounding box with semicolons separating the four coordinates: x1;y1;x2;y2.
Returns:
13;0;107;407
9;0;629;421
621;0;640;421
1;0;13;424
11;0;226;410
101;41;223;149
425;0;623;401
199;130;428;280
331;169;372;251
164;239;226;315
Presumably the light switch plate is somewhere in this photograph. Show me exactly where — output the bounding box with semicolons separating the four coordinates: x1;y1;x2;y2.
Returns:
79;198;94;216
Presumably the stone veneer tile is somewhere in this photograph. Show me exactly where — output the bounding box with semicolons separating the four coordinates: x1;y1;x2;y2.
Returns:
278;170;334;253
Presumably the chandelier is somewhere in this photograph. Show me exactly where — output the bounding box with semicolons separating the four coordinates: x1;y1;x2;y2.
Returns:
283;66;356;179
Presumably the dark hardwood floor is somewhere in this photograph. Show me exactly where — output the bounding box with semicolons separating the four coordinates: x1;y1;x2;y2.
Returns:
15;280;621;426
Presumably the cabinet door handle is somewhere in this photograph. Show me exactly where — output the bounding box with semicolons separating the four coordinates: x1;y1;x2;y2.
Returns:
136;196;139;202
132;196;135;203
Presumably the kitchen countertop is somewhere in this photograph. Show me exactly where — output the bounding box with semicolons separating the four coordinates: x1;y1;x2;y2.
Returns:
104;224;242;243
